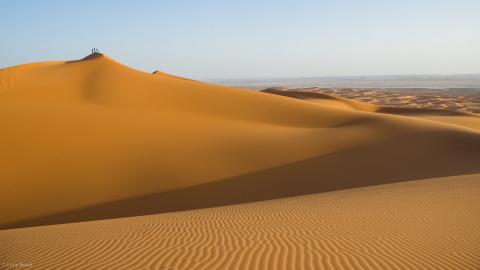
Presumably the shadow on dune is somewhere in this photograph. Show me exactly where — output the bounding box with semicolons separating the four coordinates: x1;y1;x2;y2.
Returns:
262;89;338;100
4;129;479;230
377;107;470;116
375;107;472;116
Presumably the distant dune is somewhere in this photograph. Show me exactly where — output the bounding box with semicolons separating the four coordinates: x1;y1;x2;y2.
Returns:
1;53;479;230
263;88;480;131
2;173;479;269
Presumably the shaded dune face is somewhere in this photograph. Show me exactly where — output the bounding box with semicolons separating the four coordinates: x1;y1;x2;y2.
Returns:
1;54;480;229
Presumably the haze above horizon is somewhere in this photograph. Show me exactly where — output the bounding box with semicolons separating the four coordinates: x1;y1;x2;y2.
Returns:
1;0;479;80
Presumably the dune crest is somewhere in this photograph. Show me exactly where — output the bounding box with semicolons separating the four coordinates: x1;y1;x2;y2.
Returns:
152;70;198;82
1;54;479;229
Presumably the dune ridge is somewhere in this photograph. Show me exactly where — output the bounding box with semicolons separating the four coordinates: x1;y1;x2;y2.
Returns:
1;174;479;270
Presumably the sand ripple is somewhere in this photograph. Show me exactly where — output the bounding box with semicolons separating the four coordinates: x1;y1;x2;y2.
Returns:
1;174;479;270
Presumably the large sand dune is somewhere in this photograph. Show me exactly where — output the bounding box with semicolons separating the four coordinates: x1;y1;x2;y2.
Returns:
1;174;479;270
1;53;480;229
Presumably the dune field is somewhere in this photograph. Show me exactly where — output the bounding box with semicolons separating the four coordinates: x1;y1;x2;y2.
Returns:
1;53;479;269
261;87;480;114
262;88;480;131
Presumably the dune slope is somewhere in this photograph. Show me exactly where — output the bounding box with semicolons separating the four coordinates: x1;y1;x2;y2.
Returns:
1;54;479;229
1;174;479;270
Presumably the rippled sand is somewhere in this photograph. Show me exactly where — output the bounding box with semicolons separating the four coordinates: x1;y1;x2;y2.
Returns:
2;174;479;270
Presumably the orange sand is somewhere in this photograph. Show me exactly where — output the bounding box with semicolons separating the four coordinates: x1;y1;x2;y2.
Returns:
1;53;479;269
1;53;479;229
1;174;479;269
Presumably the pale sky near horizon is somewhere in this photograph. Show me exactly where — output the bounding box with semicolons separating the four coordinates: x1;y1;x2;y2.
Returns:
1;0;479;79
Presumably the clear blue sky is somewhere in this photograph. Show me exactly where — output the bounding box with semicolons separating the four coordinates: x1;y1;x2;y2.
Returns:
1;0;479;79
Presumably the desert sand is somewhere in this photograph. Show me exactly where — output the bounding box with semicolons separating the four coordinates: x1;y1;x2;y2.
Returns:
1;53;479;269
1;174;479;269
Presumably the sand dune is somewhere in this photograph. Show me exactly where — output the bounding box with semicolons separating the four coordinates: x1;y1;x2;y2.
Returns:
1;53;479;269
1;53;480;229
2;174;479;270
263;88;480;131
